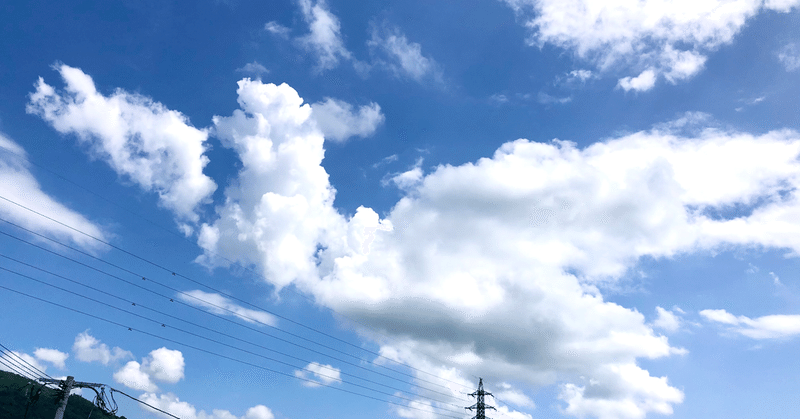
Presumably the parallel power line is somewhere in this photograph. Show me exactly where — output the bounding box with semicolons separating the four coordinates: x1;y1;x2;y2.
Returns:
0;342;52;381
0;226;465;407
0;257;466;412
0;212;471;400
0;146;474;393
0;283;468;419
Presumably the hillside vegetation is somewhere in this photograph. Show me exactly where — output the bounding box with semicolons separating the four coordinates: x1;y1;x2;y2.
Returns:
0;370;126;419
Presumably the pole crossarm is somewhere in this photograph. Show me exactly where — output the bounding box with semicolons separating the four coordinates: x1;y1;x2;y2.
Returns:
40;377;105;388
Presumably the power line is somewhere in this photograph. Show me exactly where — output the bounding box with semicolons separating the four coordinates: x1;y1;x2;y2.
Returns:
0;283;467;419
109;387;181;419
0;218;466;397
0;146;474;392
0;192;473;392
0;255;465;411
0;355;37;380
0;343;51;380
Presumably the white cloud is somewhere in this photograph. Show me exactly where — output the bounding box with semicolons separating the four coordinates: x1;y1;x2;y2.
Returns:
178;290;278;326
778;43;800;71
294;362;342;387
0;133;107;250
33;348;68;369
114;361;159;392
264;21;290;38
72;331;132;365
618;69;657;92
0;350;48;377
140;393;274;419
652;307;682;332
142;347;185;383
701;309;800;339
384;159;424;191
311;98;384;142
236;62;269;76
243;406;274;419
396;399;437;419
769;271;782;286
196;79;342;290
368;24;443;83
567;69;595;82
27;64;217;223
537;92;572;104
559;364;683;419
504;0;800;87
113;347;183;392
297;0;351;71
97;76;800;417
495;383;536;408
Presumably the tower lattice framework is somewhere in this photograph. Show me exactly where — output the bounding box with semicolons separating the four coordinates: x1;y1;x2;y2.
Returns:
466;378;496;419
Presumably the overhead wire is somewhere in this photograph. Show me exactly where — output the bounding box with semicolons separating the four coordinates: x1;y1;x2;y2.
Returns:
0;218;467;400
0;283;467;419
0;189;474;393
109;387;180;419
0;343;51;380
0;355;36;379
0;254;467;411
0;146;475;392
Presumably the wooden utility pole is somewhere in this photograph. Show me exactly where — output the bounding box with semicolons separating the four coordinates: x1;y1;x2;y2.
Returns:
40;376;105;419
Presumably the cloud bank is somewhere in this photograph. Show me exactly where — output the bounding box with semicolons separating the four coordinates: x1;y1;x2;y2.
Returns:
504;0;800;89
31;67;800;418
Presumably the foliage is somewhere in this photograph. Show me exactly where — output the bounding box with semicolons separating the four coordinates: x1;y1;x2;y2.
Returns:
0;370;127;419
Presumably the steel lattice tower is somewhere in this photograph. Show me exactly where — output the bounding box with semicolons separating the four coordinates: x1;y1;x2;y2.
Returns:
466;378;496;419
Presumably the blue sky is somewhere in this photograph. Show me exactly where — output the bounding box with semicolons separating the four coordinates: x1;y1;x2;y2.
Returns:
1;1;800;418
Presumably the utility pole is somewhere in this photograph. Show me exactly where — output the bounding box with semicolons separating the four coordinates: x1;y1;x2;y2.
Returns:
40;376;105;419
466;378;496;419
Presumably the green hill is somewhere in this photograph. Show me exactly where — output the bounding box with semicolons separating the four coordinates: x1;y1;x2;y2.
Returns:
0;370;127;419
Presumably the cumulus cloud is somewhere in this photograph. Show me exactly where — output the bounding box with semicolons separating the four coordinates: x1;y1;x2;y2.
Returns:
177;290;277;326
140;392;275;419
114;361;159;392
113;347;184;392
618;69;657;92
142;347;185;383
294;362;342;387
559;364;683;419
196;79;341;290
27;64;217;224
701;309;800;339
368;24;443;83
297;0;351;71
311;98;384;142
59;72;799;417
0;133;107;250
504;0;800;88
33;348;69;369
73;331;132;365
189;78;800;417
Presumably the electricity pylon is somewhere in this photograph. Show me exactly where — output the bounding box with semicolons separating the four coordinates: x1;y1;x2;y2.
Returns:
466;378;496;419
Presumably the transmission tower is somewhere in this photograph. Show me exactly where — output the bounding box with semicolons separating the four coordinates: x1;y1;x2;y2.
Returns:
466;378;496;419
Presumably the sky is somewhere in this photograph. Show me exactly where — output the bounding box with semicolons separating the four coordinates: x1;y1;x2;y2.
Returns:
1;1;800;418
